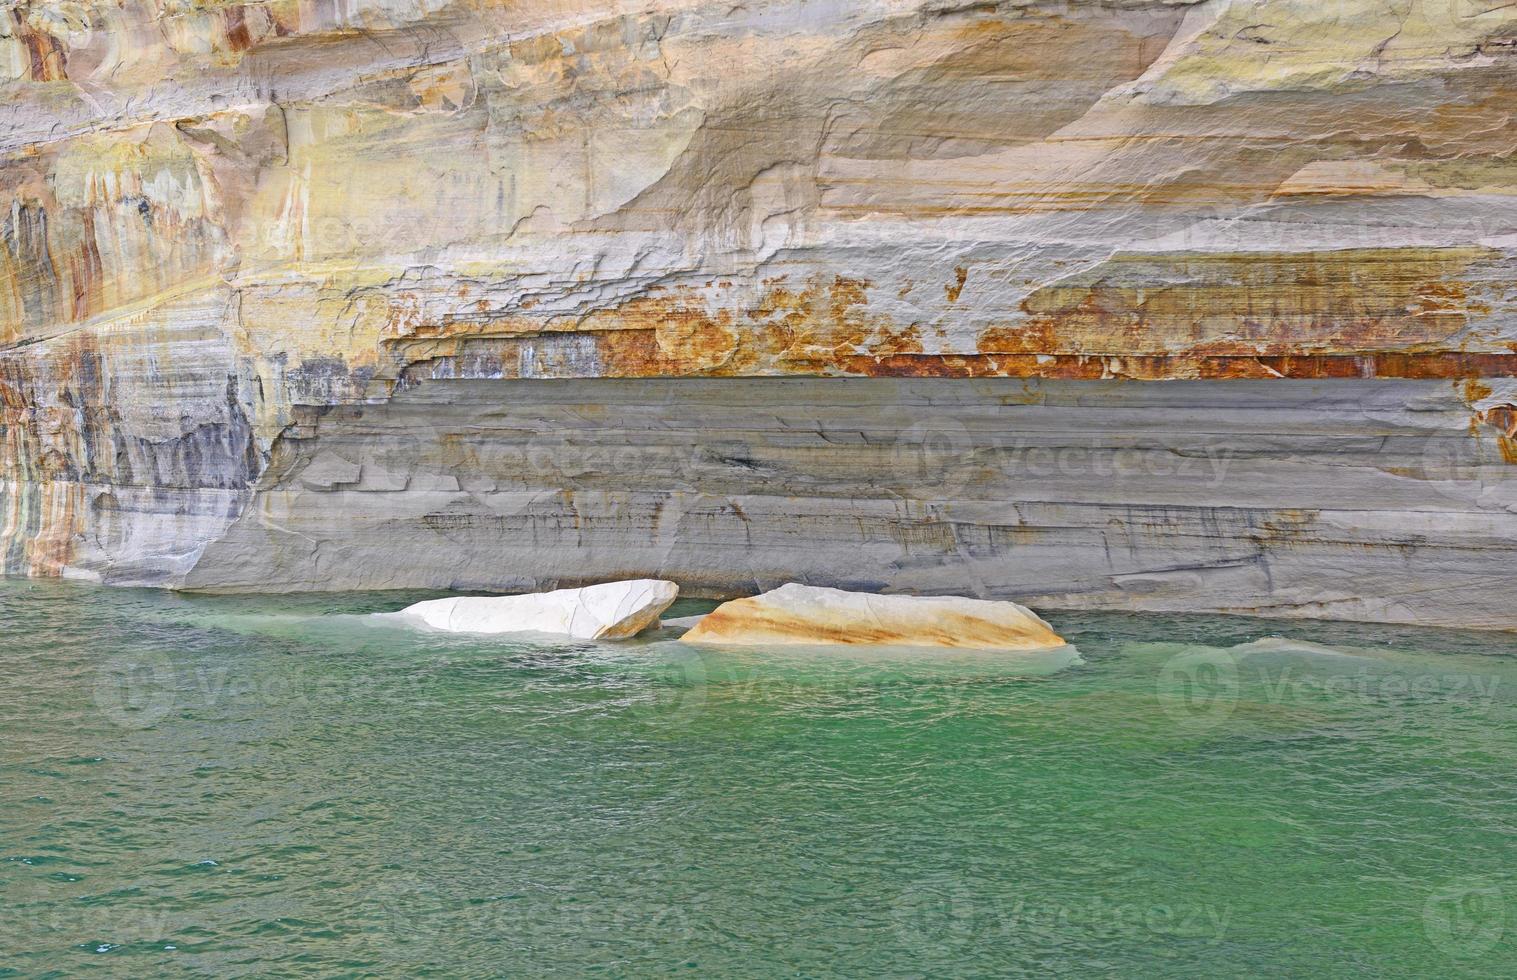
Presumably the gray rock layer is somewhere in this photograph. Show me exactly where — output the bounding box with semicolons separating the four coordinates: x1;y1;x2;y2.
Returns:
173;376;1517;630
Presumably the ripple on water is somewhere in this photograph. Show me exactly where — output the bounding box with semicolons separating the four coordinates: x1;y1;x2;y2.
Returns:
0;582;1515;976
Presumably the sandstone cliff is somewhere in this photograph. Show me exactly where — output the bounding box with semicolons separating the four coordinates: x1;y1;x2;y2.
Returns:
3;0;1516;626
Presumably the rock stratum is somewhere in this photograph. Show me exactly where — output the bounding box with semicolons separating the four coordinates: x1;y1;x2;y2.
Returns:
3;0;1517;627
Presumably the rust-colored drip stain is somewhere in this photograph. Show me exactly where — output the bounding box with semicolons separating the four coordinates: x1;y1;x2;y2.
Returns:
388;275;923;375
224;6;254;52
67;210;103;321
11;8;68;82
976;321;1057;355
1;149;229;344
0;334;113;576
26;478;84;576
739;275;882;364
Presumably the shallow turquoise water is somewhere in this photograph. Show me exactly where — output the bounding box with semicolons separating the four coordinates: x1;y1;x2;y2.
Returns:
1;579;1514;977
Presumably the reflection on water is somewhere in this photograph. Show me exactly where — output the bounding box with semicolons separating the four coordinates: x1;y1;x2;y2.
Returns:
1;579;1515;976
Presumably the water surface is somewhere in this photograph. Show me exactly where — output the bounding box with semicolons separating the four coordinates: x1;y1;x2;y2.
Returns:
1;580;1514;976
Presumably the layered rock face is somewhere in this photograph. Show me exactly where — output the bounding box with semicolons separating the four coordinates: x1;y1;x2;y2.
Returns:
180;376;1517;629
3;1;1517;626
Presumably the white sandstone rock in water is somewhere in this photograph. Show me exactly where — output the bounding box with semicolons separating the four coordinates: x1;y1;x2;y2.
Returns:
399;580;678;640
681;584;1065;650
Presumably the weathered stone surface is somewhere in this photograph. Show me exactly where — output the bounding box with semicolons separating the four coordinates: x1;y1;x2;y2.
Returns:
3;1;1517;626
172;376;1517;630
682;583;1067;650
398;579;678;640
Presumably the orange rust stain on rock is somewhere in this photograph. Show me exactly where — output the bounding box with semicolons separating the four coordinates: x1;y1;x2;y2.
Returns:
572;289;743;374
977;320;1058;354
1465;379;1495;402
655;306;741;374
824;352;1517;382
996;248;1495;362
28;479;84;575
11;9;68;82
946;266;968;303
384;250;1517;385
66;210;104;321
1483;402;1517;465
1415;279;1486;318
387;275;933;380
224;6;254;52
0;334;117;576
1484;406;1517;437
605;275;893;374
739;275;879;363
1479;403;1517;469
399;339;1517;386
874;322;925;356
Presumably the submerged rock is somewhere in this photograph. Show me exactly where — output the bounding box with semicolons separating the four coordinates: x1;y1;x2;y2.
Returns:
399;580;678;640
681;584;1065;651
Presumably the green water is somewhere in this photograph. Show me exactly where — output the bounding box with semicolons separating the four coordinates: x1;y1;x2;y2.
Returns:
1;580;1514;977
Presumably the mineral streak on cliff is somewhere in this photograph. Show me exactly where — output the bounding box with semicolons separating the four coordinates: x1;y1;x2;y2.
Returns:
3;1;1517;623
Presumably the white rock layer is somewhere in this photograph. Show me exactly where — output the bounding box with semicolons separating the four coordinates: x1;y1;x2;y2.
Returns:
681;584;1066;651
400;580;678;640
